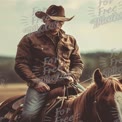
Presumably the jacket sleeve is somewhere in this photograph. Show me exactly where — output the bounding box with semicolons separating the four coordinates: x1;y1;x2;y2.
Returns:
15;35;39;87
69;38;84;83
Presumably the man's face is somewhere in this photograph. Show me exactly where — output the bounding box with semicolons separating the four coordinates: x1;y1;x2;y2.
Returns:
45;19;64;34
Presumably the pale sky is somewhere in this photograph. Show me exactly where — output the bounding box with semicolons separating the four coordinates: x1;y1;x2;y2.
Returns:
0;0;122;57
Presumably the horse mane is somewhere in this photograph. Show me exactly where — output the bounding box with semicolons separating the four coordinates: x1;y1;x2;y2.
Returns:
96;77;122;101
87;76;122;102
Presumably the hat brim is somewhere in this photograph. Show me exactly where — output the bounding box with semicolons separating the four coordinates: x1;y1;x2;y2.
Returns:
35;11;74;21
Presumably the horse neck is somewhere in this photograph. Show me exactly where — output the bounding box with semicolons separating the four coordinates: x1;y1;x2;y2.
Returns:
72;86;96;121
72;91;89;117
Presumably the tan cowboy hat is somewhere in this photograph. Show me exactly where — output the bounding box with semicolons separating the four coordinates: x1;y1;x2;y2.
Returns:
35;5;74;22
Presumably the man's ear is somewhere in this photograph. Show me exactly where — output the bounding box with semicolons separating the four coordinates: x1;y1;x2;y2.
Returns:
94;68;104;88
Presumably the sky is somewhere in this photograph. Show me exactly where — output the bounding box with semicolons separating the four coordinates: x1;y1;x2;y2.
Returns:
0;0;122;57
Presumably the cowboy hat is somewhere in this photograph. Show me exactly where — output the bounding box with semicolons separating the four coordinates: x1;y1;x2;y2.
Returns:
35;5;74;22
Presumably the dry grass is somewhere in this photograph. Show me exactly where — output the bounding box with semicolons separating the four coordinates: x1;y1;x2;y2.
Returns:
0;83;27;102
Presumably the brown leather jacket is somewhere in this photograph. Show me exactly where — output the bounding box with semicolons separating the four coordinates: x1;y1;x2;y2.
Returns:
15;29;84;87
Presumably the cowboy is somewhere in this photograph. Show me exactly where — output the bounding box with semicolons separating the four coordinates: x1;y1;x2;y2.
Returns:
15;5;84;122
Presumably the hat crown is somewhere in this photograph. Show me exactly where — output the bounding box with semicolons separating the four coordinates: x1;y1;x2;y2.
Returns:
46;5;65;17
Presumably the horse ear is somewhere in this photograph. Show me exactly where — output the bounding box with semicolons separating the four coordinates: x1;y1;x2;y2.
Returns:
94;68;104;88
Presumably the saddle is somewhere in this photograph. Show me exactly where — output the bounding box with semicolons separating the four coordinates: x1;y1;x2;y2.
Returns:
0;85;81;122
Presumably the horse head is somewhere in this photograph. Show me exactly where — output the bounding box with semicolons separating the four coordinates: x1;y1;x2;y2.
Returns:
83;68;122;122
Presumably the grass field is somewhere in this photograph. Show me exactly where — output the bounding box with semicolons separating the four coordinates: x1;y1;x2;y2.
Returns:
0;83;27;102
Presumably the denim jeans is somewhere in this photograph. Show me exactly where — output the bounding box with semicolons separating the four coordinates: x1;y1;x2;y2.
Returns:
20;87;48;122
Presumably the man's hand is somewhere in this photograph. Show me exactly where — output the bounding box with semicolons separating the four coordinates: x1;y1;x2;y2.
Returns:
34;82;50;92
64;76;74;83
58;75;74;86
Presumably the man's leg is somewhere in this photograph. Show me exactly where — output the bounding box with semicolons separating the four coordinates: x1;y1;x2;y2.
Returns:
20;87;48;122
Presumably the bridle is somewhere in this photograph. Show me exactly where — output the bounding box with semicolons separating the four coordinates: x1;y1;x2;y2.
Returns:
93;87;117;122
94;90;103;122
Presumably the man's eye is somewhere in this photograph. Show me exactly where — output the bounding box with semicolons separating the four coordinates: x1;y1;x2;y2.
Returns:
49;20;55;22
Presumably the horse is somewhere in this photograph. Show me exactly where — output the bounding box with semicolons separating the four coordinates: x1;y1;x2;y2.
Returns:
0;69;122;122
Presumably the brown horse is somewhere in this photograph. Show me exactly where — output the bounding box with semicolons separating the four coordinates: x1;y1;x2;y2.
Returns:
40;69;122;122
0;69;122;122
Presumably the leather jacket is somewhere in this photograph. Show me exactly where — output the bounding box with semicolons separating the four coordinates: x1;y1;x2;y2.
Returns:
15;29;84;87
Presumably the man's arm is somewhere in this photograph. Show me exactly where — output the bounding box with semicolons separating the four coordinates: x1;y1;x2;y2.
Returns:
15;35;50;92
15;35;39;87
69;38;84;83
